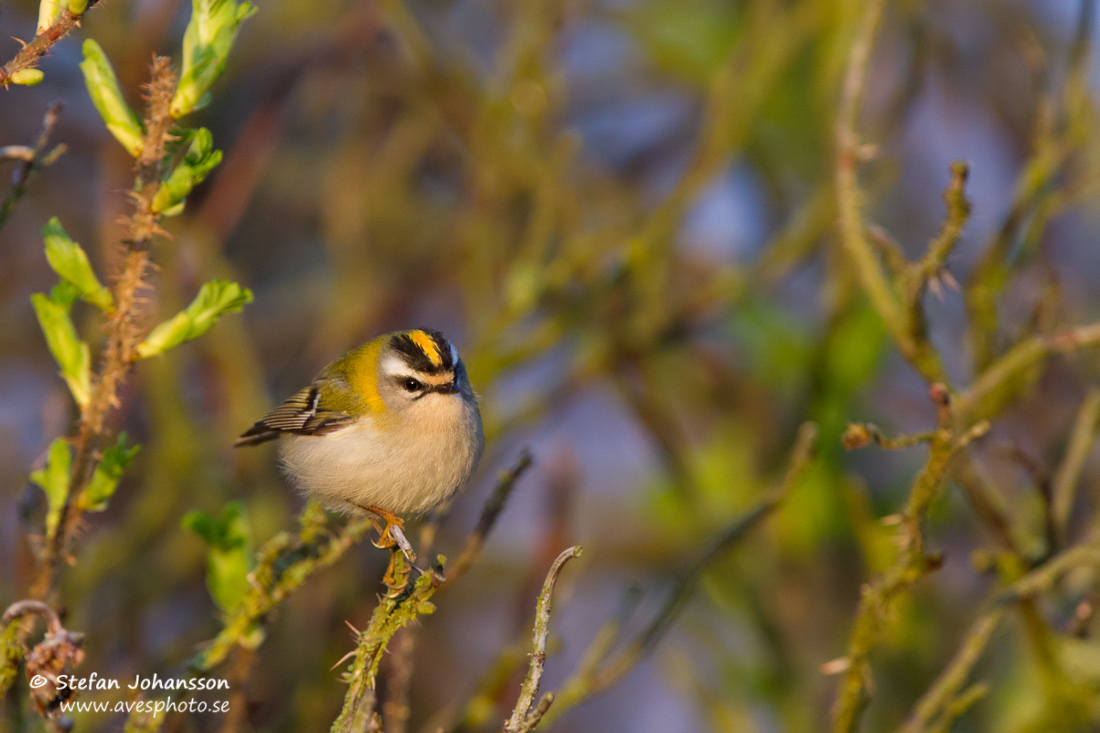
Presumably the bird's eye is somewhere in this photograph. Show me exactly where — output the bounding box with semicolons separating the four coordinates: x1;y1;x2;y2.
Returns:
403;378;423;392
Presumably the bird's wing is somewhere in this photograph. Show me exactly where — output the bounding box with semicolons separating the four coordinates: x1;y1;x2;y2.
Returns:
234;383;355;447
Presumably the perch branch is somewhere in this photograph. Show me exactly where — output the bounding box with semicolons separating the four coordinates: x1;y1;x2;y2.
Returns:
330;554;446;732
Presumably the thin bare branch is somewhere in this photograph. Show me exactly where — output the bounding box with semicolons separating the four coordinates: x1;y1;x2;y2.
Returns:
0;102;65;231
505;546;581;733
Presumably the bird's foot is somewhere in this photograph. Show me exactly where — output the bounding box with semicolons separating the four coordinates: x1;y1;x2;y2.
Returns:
382;548;414;597
365;506;416;563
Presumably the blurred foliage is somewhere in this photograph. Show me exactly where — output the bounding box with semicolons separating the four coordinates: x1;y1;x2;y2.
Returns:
1;0;1100;731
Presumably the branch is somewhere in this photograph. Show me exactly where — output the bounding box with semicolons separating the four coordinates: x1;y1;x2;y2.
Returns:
0;6;95;88
0;599;85;720
902;161;969;313
902;536;1100;732
1051;387;1100;547
842;423;937;451
834;0;946;384
544;423;817;725
900;608;1006;733
330;554;446;732
0;102;66;232
956;321;1100;424
192;505;374;671
445;449;534;587
505;546;582;733
33;57;180;599
831;390;988;732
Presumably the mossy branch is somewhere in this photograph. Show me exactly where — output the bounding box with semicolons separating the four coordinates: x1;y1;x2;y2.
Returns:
192;503;374;671
831;389;988;732
900;608;1006;733
903;535;1100;732
956;321;1100;424
834;0;945;385
330;554;446;732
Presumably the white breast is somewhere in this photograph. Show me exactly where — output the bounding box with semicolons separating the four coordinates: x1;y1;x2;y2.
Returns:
277;397;483;516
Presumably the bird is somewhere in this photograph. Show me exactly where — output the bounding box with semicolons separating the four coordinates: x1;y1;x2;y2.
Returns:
235;329;484;557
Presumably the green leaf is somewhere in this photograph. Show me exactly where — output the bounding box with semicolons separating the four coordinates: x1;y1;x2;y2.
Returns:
182;502;252;613
43;217;113;312
170;0;256;118
30;439;71;541
79;433;139;512
10;69;44;87
80;39;144;157
31;290;91;407
151;128;223;214
67;0;88;14
136;280;252;358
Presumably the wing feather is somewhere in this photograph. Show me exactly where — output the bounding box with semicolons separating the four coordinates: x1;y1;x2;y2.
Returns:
234;383;354;447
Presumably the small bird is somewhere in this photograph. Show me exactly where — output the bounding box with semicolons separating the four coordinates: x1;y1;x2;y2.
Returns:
236;329;484;553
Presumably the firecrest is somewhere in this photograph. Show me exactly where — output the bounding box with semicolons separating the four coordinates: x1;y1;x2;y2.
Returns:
236;329;484;548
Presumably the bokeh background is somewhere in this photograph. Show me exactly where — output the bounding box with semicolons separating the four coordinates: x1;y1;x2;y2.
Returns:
3;0;1100;731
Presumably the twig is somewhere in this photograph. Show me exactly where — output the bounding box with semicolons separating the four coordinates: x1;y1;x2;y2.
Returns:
964;0;1096;371
193;507;375;671
902;162;968;320
331;555;446;732
1;600;65;637
832;390;988;733
445;449;534;587
950;454;1025;559
0;102;66;232
544;423;817;725
902;535;1100;732
842;423;937;451
900;608;1006;733
0;6;95;88
956;321;1100;424
0;600;69;699
834;0;946;384
1051;387;1100;547
1;600;85;720
505;546;581;733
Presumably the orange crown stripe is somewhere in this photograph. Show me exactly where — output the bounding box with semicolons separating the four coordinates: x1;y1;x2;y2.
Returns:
409;330;443;366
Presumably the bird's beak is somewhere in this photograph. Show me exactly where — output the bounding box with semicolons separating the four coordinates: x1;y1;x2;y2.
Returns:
434;381;460;395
